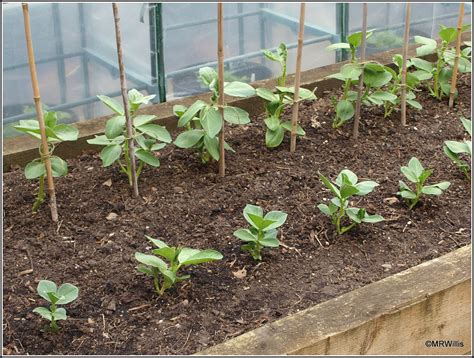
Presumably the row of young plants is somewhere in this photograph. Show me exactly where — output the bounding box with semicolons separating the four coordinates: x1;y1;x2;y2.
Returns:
18;27;470;332
326;25;471;127
16;32;471;211
33;139;471;331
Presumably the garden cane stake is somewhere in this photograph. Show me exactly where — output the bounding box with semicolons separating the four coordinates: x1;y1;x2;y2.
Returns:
353;3;368;140
217;3;226;177
290;3;306;153
112;3;139;196
22;3;58;222
400;3;411;126
448;3;465;108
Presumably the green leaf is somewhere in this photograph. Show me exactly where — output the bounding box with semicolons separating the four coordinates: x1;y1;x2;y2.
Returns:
362;214;385;223
319;173;341;198
100;144;122;167
444;140;470;154
400;166;418;183
317;203;333;216
421;186;442;195
398;189;417;199
53;307;67;321
439;26;457;44
178;100;207;127
431;181;451;190
412;70;433;81
247;214;275;230
355;181;379;196
133;115;156;127
410;58;434;73
202;107;222;138
44;111;58;128
223;106;251;125
234;228;258;242
281;121;305;136
137;264;154;276
461;117;471;136
137;124;172;143
340;183;359;198
265;127;285;148
264;115;281;131
37;280;57;302
128;89;155;105
87;135;113;146
146;235;169;248
152;247;177;262
53;124;79;142
204;135;220;161
199;67;218;87
25;160;46;179
363;65;392;88
256;87;279;102
243;204;264;227
326;42;351;51
414;36;437;56
178;249;223;266
259;236;280;247
33;307;53;321
264;211;288;230
223;81;255;98
336;100;355;122
135;149;160;167
97;95;124;115
369;91;398;104
50;156;68;177
340;63;363;80
407;100;422;110
151;142;167;151
173;105;187;118
105;116;125;139
398;180;411;192
134;252;167;270
336;169;358;186
346;208;363;224
174;130;205;148
407;157;424;178
56;283;79;304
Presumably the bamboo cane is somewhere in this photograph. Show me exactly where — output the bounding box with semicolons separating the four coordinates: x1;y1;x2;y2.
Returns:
217;3;225;177
22;3;58;222
290;3;306;153
400;3;411;126
448;3;465;108
112;3;139;197
353;3;368;140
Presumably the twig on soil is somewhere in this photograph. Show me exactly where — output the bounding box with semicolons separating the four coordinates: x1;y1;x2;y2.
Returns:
181;329;192;350
127;304;151;312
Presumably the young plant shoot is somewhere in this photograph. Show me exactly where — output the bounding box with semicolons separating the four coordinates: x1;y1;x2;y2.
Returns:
14;111;78;212
443;117;471;178
135;236;223;296
256;43;316;147
87;90;171;184
233;204;287;260
33;280;79;332
412;24;471;100
382;54;424;118
397;157;451;209
173;67;255;163
317;169;384;234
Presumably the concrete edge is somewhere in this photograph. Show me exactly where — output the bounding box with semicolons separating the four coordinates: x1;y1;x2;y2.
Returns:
197;245;471;355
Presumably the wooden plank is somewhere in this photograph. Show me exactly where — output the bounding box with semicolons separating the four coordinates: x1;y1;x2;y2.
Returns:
198;245;471;355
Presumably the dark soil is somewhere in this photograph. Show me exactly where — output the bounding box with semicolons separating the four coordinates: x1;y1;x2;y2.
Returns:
3;74;471;355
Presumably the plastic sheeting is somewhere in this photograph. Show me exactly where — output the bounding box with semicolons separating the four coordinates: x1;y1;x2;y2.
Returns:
2;2;472;138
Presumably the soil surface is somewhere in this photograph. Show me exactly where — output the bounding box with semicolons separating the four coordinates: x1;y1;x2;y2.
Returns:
3;74;471;355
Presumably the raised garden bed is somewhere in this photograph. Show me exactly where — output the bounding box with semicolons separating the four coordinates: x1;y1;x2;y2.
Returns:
3;65;471;354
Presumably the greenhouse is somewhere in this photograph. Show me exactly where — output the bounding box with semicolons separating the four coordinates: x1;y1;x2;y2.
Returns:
2;1;472;356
